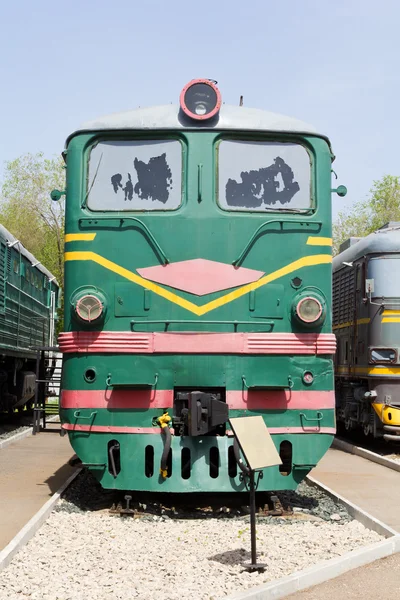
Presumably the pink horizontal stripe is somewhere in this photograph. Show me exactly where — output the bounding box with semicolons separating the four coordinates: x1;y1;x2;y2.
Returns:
61;389;173;409
61;389;334;411
61;423;335;435
62;424;167;434
226;390;335;410
58;331;336;355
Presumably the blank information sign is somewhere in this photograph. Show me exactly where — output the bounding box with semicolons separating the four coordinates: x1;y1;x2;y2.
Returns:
229;416;282;471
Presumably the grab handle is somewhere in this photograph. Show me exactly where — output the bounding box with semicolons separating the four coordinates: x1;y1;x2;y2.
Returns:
73;410;97;420
106;372;159;389
299;411;323;422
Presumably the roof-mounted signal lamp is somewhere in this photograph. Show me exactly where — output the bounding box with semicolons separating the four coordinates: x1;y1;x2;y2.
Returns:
180;79;221;121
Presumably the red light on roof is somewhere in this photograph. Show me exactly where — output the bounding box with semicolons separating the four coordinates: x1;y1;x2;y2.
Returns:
180;79;221;121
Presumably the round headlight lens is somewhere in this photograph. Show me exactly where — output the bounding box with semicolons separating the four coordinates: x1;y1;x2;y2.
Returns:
180;79;221;121
296;297;322;323
76;294;103;323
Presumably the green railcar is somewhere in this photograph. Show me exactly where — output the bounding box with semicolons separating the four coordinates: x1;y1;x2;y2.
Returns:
0;224;59;412
59;79;338;492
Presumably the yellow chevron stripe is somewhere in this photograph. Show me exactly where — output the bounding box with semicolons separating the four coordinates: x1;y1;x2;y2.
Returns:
65;252;332;316
65;233;97;242
306;236;332;246
382;310;400;315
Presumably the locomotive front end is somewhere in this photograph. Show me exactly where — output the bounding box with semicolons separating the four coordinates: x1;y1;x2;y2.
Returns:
59;81;336;491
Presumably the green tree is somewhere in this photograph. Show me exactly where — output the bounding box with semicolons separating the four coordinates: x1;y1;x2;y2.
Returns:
333;175;400;254
0;152;65;283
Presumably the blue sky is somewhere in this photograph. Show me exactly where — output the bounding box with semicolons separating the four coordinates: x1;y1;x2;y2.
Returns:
0;0;399;219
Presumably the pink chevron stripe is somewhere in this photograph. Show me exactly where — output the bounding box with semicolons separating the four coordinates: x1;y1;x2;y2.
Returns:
61;389;334;410
58;331;336;355
137;258;264;296
61;423;335;435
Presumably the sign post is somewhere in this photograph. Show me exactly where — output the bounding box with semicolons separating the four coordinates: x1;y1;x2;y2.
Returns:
230;416;282;571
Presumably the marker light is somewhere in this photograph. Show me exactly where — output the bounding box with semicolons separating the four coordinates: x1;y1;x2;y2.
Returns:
296;297;322;324
180;79;221;121
303;371;314;385
76;294;103;323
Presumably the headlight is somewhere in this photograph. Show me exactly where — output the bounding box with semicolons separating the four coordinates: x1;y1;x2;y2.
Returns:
180;79;221;121
295;296;323;324
75;294;104;323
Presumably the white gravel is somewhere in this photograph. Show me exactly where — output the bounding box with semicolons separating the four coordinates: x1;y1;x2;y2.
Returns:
0;510;382;600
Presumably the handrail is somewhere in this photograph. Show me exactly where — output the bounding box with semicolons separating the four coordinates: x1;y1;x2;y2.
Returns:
79;216;169;265
130;319;274;332
233;220;322;267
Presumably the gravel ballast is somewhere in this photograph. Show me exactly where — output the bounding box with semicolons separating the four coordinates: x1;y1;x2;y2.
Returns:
0;424;31;442
0;474;383;600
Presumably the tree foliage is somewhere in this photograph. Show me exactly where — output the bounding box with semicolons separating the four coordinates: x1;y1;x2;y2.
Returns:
333;175;400;255
0;152;65;284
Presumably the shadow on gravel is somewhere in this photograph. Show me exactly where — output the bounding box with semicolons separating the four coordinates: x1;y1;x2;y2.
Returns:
210;548;251;565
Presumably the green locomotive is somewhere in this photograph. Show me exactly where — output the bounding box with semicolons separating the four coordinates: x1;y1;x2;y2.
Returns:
0;224;59;412
59;79;337;491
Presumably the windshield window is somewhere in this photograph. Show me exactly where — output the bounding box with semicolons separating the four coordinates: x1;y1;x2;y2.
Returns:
368;256;400;298
218;140;311;212
87;140;182;211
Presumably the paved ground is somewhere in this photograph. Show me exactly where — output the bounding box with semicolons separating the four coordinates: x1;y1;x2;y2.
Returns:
287;447;400;598
287;553;400;599
310;447;400;531
0;424;75;550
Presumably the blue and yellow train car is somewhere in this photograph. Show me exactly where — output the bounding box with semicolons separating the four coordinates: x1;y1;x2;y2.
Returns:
334;223;400;440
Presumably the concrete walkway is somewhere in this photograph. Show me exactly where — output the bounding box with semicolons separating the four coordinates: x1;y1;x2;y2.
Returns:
0;426;75;550
287;553;400;599
310;447;400;532
288;447;400;599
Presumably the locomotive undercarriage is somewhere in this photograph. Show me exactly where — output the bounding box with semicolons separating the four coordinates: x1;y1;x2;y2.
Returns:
0;355;36;413
336;377;400;441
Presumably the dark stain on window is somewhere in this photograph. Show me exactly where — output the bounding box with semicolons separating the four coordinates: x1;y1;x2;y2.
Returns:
111;174;123;193
225;157;300;208
134;153;172;204
123;173;133;201
110;153;172;204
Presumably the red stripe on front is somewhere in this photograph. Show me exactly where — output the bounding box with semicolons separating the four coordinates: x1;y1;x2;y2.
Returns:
61;423;335;435
226;390;335;410
61;389;173;409
61;389;335;411
62;424;166;434
58;331;336;355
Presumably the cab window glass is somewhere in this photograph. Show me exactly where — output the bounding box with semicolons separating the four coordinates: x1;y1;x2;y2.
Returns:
218;140;311;212
87;140;182;211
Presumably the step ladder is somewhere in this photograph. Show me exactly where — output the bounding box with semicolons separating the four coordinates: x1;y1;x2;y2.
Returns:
32;346;62;434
